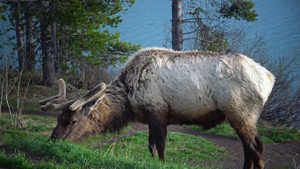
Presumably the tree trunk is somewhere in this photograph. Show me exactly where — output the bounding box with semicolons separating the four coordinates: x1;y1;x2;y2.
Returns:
14;1;25;71
172;0;183;51
58;25;70;75
40;0;56;86
24;2;35;71
51;20;59;73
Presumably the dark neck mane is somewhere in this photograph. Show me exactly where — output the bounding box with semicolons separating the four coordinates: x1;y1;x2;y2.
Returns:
101;76;135;133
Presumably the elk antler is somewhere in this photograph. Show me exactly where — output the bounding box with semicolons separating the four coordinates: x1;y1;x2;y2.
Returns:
40;79;107;112
39;78;74;111
69;83;106;111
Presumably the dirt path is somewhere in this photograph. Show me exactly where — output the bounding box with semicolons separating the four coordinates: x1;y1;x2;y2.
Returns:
2;109;300;169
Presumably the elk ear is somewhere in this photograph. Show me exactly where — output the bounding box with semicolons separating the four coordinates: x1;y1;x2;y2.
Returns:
89;95;105;112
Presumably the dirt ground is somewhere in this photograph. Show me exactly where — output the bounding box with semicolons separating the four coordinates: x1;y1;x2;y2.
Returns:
1;110;299;169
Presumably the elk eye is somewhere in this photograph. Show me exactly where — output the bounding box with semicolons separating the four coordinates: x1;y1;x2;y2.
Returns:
71;120;77;125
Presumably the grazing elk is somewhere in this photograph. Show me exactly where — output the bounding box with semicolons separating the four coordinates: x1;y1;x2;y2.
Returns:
40;48;274;169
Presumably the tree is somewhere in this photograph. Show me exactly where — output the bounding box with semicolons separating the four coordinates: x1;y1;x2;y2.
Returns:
0;0;140;86
1;2;36;72
13;2;25;72
40;0;56;86
24;2;36;71
50;0;141;87
171;0;258;51
172;0;183;51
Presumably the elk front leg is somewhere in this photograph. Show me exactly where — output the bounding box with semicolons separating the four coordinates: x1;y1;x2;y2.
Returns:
147;116;167;161
156;124;167;161
142;102;169;161
148;124;157;158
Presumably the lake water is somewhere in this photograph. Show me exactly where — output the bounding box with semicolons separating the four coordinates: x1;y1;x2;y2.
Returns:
112;0;300;58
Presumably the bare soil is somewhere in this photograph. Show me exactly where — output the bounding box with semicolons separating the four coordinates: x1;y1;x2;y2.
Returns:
1;109;299;169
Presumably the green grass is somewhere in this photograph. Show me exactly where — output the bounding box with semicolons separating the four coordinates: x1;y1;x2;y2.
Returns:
189;123;300;143
189;123;237;138
257;124;300;143
24;115;57;130
1;110;298;169
0;110;224;168
0;114;56;132
98;132;224;163
1;115;299;169
0;129;222;169
1;112;298;169
0;151;59;169
85;126;132;149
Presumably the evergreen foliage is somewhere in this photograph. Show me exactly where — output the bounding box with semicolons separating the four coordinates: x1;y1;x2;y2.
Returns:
220;0;258;22
0;0;141;85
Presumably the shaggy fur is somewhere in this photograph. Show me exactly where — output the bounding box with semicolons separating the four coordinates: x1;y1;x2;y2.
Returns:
46;48;274;169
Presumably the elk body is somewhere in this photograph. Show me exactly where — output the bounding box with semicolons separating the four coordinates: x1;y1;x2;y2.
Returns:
40;48;274;169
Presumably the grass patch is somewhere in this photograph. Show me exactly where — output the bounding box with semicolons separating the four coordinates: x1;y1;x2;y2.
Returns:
0;113;56;136
257;124;300;143
189;123;237;138
1;129;221;168
99;132;225;163
24;115;57;130
189;123;300;143
0;150;59;169
85;126;131;149
24;123;47;132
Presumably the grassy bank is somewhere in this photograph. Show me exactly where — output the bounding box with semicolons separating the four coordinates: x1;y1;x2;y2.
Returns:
0;113;225;169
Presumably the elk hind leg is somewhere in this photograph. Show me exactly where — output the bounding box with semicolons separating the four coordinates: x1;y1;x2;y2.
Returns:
230;123;264;169
250;134;264;169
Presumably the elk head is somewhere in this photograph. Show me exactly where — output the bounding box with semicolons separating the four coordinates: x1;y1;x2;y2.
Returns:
39;79;106;142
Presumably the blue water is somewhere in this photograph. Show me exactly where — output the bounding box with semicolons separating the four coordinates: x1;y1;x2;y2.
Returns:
244;0;300;56
109;0;172;48
112;0;300;57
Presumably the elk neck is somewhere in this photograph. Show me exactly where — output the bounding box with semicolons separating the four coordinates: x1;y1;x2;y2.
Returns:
97;75;135;133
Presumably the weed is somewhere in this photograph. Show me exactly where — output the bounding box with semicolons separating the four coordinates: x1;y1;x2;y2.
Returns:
25;123;47;132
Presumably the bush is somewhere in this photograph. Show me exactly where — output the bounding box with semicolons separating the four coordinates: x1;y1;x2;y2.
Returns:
258;52;300;129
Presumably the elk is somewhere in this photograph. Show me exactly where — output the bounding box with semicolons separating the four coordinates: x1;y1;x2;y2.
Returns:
40;48;274;169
